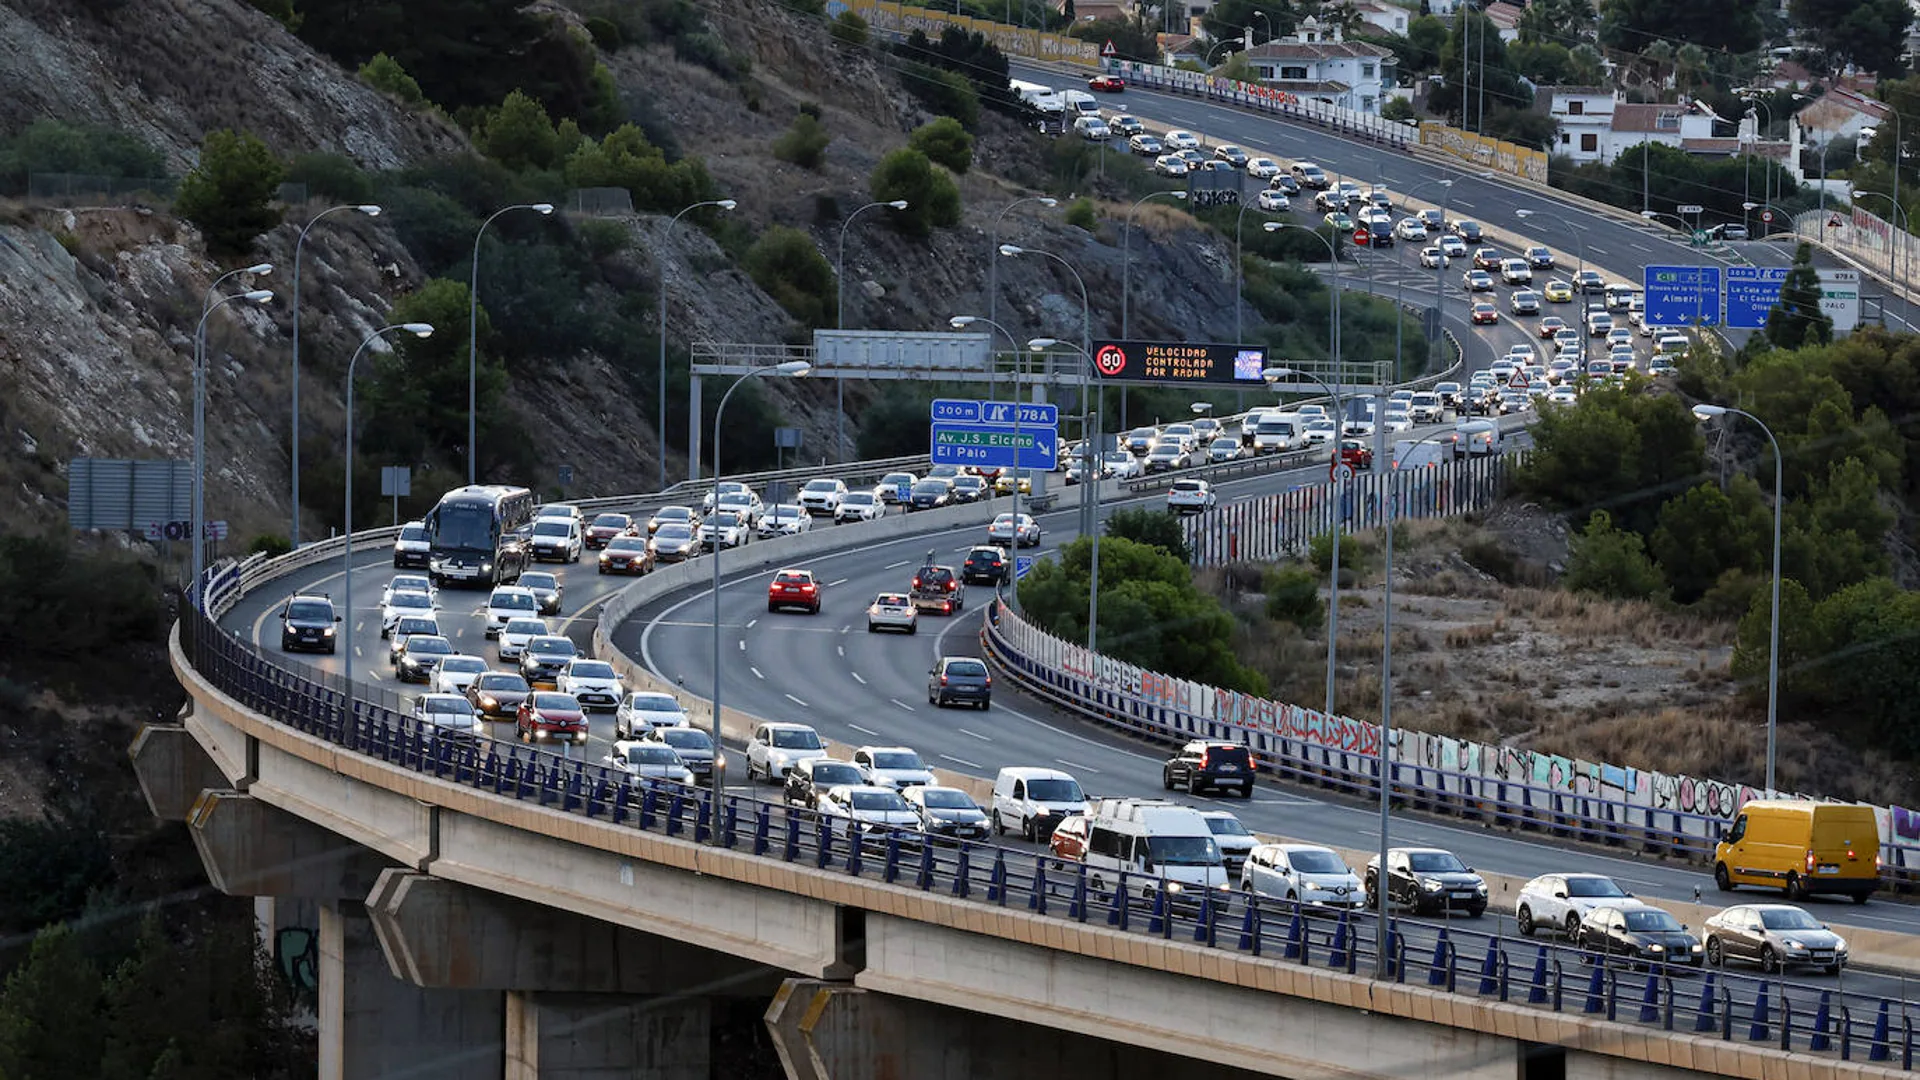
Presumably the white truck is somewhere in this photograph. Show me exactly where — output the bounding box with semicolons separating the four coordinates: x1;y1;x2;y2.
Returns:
1010;80;1064;116
1080;798;1229;900
1393;438;1453;470
1058;89;1101;118
1251;414;1303;454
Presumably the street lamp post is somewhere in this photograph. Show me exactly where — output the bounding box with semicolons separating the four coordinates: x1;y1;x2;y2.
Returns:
1263;366;1343;721
341;324;437;722
658;199;738;491
952;314;1031;613
711;361;812;841
1693;404;1783;795
191;280;274;606
835;200;910;462
291;207;378;546
469;203;554;485
989;196;1058;408
1030;337;1100;649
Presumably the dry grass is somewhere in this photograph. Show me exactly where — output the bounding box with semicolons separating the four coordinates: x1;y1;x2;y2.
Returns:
1500;587;1724;649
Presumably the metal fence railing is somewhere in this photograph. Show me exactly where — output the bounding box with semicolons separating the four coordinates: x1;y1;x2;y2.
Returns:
175;594;1917;1068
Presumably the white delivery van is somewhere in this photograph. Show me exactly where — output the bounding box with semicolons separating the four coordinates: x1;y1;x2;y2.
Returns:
1455;419;1503;457
1058;89;1101;117
1252;415;1302;454
1082;797;1229;900
1393;438;1453;469
1010;80;1064;116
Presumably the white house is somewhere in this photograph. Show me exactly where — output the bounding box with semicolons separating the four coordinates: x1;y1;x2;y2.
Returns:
1794;86;1891;147
1546;89;1716;164
1241;17;1396;115
1483;1;1523;43
1348;0;1409;37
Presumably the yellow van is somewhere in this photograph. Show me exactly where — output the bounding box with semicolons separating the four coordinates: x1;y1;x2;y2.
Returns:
1714;801;1879;903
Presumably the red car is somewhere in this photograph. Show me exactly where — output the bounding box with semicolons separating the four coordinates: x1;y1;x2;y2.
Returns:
515;691;588;744
1049;814;1090;861
1471;302;1499;325
1338;439;1374;472
597;536;654;576
1088;75;1125;92
584;513;634;550
767;568;822;614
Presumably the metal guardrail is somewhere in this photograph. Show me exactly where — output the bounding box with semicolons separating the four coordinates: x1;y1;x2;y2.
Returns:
979;603;1920;892
174;597;1918;1067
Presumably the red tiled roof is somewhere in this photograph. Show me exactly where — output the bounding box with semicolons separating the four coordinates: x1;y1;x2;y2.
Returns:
1610;102;1690;133
1484;1;1523;28
1243;39;1394;60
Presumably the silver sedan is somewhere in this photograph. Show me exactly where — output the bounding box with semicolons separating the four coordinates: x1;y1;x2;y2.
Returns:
867;592;918;634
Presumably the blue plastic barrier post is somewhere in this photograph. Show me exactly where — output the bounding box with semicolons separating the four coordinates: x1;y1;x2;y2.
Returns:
721;799;738;848
882;834;902;884
1693;973;1718;1033
1870;1000;1891;1062
783;812;801;862
1638;974;1661;1024
692;794;710;845
1428;928;1450;987
1285;909;1305;962
612;783;631;826
1030;858;1049;915
816;818;833;870
1583;963;1606;1014
1329;912;1350;970
845;826;864;876
952;845;972;899
1478;943;1501;996
1527;946;1550;1005
988;850;1008;905
753;804;771;856
1747;981;1770;1043
665;792;685;836
1069;866;1088;921
1112;873;1132;932
1147;888;1168;937
1809;991;1832;1052
639;786;657;830
916;839;935;891
1193;891;1216;947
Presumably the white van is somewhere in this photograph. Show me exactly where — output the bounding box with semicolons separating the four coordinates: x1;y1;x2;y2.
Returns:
1073;115;1111;141
1455;419;1503;457
1059;90;1101;117
991;766;1090;842
1252;415;1302;454
1082;798;1228;899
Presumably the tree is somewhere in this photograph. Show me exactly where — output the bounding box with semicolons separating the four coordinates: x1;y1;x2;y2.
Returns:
743;226;836;329
908;117;974;174
1784;457;1893;599
563;124;715;214
1403;14;1448;72
898;63;981;129
358;51;424;105
1104;507;1192;563
1508;41;1573;85
772;112;830;169
830;10;869;46
1065;14;1158;61
1381;97;1417;122
1599;0;1763;56
1513;393;1643;518
1783;578;1920;757
0;119;166;195
1201;0;1299;47
869;149;961;238
1766;242;1834;349
1430;13;1533;126
1563;509;1666;600
0;925;104;1078
1649;477;1770;603
356;278;506;476
1263;564;1324;630
478;89;560;171
1788;0;1913;77
1731;576;1815;699
172;129;286;255
0;811;115;935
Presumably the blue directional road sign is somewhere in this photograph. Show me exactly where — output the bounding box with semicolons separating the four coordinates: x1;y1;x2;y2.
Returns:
977;400;1059;427
1015;555;1037;580
930;424;1058;469
1642;265;1722;327
931;398;982;423
1724;266;1790;330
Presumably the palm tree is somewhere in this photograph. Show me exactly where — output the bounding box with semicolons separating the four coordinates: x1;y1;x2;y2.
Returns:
1639;40;1674;96
1673;43;1709;95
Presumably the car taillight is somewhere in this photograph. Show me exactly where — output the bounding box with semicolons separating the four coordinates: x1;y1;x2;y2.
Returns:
1847;846;1857;861
1200;750;1211;768
984;676;992;688
945;580;956;591
940;674;949;685
912;577;922;588
1806;850;1817;871
801;584;816;593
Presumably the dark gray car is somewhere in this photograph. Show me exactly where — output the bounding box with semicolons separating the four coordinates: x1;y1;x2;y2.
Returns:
929;656;992;709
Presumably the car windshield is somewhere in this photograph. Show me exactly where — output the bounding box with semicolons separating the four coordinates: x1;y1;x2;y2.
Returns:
1407;851;1467;873
1025;778;1083;802
845;493;876;505
848;790;910;812
390;593;430;610
399;524;428;541
811;764;862;786
660;729;711;750
608;538;647;552
626;693;681;713
944;660;987;677
1144;836;1219;866
625;745;681;766
656;525;692;540
503;619;546;635
772;729;823;749
570;661;617;679
772;505;803;519
433;504;495;552
1205;816;1251;836
1173;481;1204;492
1759;908;1823;931
803;480;838;493
1623;909;1684;932
776;572;812;585
1257;421;1294;434
875;594;909;606
422;697;467;714
718;494;752;507
870;751;924;770
531;693;576;710
478;673;526;691
920;789;976;810
521;573;557;590
407;637;452;656
532;521;569;538
441;657;486;673
492;592;535;611
656;508;692;522
911;481;946;495
527;637;575;658
1567;877;1627;898
1289;849;1347;874
395;619;437;637
288;601;331;621
591;514;628;529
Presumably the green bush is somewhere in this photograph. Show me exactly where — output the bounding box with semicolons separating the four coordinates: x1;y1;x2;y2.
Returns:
584;15;622;49
1064;197;1097;231
283;151;374;204
1564;509;1666;601
1649;477;1769;604
909;117;974;173
564;124;716;214
869;148;961;238
172;130;286;255
1104;507;1191;563
744;226;836;329
246;533;292;558
478;89;560;170
576;218;630;261
1263;564;1324;631
674;31;749;82
0;119;167;196
242;0;302;30
359;51;425;105
830;11;870;46
899;62;981;129
772;113;831;169
1381;97;1416;122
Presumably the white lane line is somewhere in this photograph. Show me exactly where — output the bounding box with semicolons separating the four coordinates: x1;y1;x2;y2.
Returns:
826;578;849;587
957;728;992;742
1055;758;1099;773
940;753;983;769
840;626;851;635
884;560;909;569
889;699;916;712
746;618;758;629
837;645;846;657
751;666;765;680
353;646;363;657
784;693;811;708
848;722;881;735
1590;246;1609;256
738;640;746;651
850;672;867;685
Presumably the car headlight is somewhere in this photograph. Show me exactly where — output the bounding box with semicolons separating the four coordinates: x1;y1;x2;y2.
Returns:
1787;940;1807;950
1476;883;1488;894
1691;944;1705;953
1421;878;1443;891
1835;938;1849;953
1164;882;1184;895
1647;944;1665;953
322;627;335;636
480;561;493;572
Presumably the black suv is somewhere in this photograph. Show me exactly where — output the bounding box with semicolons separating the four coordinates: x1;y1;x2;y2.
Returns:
1162;740;1255;797
784;759;865;811
962;545;1009;585
280;593;341;654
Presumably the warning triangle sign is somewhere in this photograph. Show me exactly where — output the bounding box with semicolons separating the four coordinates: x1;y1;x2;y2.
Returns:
1102;39;1117;56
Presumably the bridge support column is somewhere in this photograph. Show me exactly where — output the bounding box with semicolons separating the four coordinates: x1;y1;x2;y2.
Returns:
764;978;1268;1080
188;789;397;898
129;721;231;821
506;991;710;1080
318;900;505;1080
